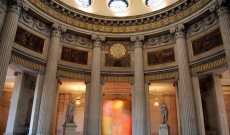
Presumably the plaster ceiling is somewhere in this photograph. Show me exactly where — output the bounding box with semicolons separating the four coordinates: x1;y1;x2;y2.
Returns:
59;0;178;17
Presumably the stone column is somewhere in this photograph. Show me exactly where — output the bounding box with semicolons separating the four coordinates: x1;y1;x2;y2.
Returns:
144;81;151;135
83;80;90;135
210;1;230;71
28;73;44;135
5;72;25;134
191;73;205;135
173;78;181;135
87;35;105;135
0;0;28;101
170;24;198;135
130;36;146;135
36;23;66;135
212;74;229;135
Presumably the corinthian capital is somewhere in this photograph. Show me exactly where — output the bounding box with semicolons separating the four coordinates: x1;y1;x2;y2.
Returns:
8;0;28;13
209;0;229;16
91;35;105;42
51;23;67;37
170;23;185;39
130;35;145;48
91;35;105;47
130;35;145;42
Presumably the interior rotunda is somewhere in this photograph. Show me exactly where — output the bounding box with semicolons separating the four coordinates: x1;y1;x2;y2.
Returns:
0;0;230;134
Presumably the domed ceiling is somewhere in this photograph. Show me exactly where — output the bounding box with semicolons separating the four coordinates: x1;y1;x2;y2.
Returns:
59;0;178;17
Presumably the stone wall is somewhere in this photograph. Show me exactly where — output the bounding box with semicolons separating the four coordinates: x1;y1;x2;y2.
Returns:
224;94;230;134
0;91;12;134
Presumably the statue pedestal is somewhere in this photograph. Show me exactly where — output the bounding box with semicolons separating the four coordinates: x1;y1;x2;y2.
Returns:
62;122;77;135
159;124;169;135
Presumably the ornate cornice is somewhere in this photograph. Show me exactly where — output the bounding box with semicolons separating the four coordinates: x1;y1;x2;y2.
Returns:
28;0;211;33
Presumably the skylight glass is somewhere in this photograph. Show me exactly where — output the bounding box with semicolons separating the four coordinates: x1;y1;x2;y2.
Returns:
108;0;129;13
146;0;160;7
75;0;92;7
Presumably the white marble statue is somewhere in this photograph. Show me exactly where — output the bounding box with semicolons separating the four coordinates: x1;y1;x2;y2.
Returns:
66;100;75;123
160;102;168;124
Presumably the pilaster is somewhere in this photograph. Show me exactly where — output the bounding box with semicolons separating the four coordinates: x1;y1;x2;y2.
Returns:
212;74;229;135
28;73;44;135
191;73;205;135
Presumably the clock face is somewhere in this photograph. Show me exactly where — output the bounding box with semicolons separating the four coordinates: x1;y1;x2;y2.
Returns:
109;43;127;59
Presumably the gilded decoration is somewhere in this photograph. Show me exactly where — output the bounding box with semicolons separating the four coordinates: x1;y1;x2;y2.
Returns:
191;28;223;56
105;54;130;67
61;46;88;65
10;55;45;72
109;43;127;60
57;70;90;80
29;0;210;33
147;47;175;65
15;27;44;53
145;71;178;80
190;57;227;73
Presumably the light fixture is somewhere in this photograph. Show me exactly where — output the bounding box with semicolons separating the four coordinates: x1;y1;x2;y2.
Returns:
154;98;160;107
75;0;92;7
75;97;81;105
108;0;129;13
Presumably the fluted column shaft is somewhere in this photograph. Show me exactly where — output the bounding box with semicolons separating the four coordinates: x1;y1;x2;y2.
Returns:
28;73;44;135
83;80;90;135
212;74;229;135
0;1;26;101
171;24;198;135
36;27;63;135
131;36;146;135
87;35;104;135
191;74;205;135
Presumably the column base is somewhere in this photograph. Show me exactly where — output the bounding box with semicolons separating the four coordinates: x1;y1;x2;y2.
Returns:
62;122;77;135
159;124;170;135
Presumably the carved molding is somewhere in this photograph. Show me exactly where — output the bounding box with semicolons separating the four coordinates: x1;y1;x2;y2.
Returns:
28;0;211;33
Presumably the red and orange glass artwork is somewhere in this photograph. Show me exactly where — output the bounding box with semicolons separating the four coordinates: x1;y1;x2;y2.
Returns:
102;100;132;135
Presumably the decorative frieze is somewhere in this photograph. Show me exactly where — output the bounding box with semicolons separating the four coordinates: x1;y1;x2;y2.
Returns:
10;54;45;72
144;34;175;48
29;0;210;33
144;71;178;80
190;56;227;73
63;33;92;48
187;14;218;37
18;12;50;37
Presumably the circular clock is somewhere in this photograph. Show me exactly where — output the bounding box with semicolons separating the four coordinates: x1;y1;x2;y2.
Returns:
109;43;127;59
